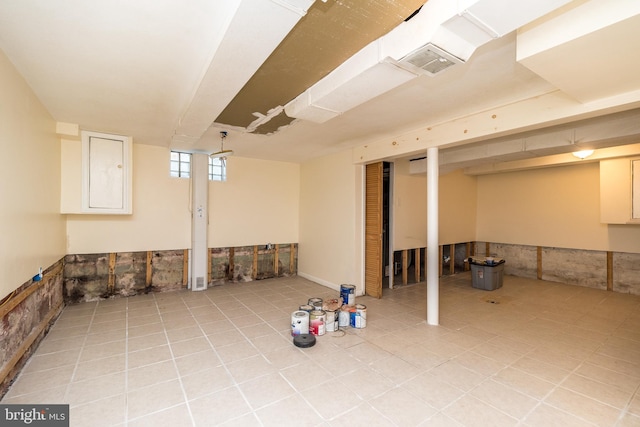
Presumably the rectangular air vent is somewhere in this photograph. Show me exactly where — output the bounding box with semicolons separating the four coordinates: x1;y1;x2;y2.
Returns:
399;43;463;75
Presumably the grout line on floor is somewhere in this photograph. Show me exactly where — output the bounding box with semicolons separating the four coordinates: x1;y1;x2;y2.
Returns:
154;292;197;427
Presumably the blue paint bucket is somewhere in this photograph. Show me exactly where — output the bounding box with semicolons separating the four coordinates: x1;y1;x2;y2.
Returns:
340;284;355;306
349;304;367;328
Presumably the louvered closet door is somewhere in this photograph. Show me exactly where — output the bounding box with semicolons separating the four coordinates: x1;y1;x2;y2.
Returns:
365;162;383;299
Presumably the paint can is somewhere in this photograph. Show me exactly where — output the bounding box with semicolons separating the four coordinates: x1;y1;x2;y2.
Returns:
349;304;367;328
325;309;338;332
322;298;341;312
309;310;326;336
291;311;310;337
340;284;355;306
308;298;323;312
338;305;352;327
299;304;313;313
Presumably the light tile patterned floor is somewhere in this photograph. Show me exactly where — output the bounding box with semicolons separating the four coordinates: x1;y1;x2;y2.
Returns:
3;273;640;426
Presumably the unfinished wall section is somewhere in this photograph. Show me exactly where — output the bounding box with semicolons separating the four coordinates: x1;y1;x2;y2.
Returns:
64;244;299;303
480;242;539;279
0;259;64;397
541;247;607;290
614;252;640;294
480;242;640;295
392;242;474;286
211;243;298;285
64;250;186;303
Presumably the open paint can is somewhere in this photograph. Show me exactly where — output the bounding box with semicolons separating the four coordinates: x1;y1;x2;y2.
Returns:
308;297;323;312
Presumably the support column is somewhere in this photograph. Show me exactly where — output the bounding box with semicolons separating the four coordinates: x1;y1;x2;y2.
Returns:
427;147;439;325
191;153;209;291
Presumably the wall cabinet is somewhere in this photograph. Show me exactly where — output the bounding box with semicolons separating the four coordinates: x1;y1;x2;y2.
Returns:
60;131;133;215
600;158;640;224
80;131;132;214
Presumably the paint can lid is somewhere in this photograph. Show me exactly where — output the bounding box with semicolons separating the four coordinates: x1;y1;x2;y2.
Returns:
293;333;316;348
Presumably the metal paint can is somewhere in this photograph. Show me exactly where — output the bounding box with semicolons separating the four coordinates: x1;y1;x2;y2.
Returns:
338;305;352;327
349;304;367;328
299;304;313;313
308;298;323;312
340;284;355;306
309;310;326;336
325;309;338;332
291;311;310;337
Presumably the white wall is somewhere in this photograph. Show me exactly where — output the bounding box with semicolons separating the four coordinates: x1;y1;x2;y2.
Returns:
298;150;364;293
0;50;66;299
65;144;191;253
64;144;300;254
209;156;299;247
394;161;477;250
476;162;640;252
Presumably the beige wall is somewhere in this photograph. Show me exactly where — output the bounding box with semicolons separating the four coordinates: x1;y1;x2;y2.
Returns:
393;160;427;250
0;50;66;299
65;144;191;253
298;150;364;293
476;162;640;252
64;144;300;254
394;161;477;250
209;157;299;247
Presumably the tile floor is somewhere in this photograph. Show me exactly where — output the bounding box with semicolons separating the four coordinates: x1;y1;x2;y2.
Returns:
2;273;640;426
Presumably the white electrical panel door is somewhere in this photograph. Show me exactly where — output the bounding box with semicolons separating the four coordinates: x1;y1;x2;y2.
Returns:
82;131;132;214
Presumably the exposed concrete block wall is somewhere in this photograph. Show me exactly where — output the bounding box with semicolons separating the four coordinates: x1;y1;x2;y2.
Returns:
541;247;607;290
0;259;64;397
614;252;640;294
482;243;538;280
64;244;298;303
477;242;640;295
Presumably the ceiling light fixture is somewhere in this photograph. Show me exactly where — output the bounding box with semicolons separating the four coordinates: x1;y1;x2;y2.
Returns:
210;131;233;160
572;149;594;159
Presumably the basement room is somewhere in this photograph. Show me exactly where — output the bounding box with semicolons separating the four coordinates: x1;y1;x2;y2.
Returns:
1;1;639;426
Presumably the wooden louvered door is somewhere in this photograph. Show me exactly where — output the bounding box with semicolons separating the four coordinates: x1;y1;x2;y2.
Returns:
365;162;383;299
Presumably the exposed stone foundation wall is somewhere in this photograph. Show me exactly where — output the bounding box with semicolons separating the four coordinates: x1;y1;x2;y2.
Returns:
64;244;298;303
477;242;640;295
0;259;64;397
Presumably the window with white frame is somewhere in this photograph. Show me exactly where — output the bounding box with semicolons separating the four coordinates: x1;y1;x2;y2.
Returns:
170;151;191;178
171;151;226;181
209;157;226;181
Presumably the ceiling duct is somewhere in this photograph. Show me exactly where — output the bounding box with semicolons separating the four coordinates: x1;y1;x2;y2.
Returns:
285;0;572;124
398;43;463;75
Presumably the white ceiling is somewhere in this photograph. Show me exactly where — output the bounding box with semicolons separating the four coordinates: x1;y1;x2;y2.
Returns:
1;0;640;168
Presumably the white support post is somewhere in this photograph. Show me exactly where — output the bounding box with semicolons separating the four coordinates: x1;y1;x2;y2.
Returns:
427;147;439;325
191;153;209;291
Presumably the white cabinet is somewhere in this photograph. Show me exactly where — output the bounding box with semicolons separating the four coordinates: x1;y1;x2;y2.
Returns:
600;158;640;224
81;131;132;214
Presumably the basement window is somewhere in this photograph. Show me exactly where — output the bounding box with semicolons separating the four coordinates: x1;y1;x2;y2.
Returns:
170;151;191;178
170;151;226;181
209;157;226;182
